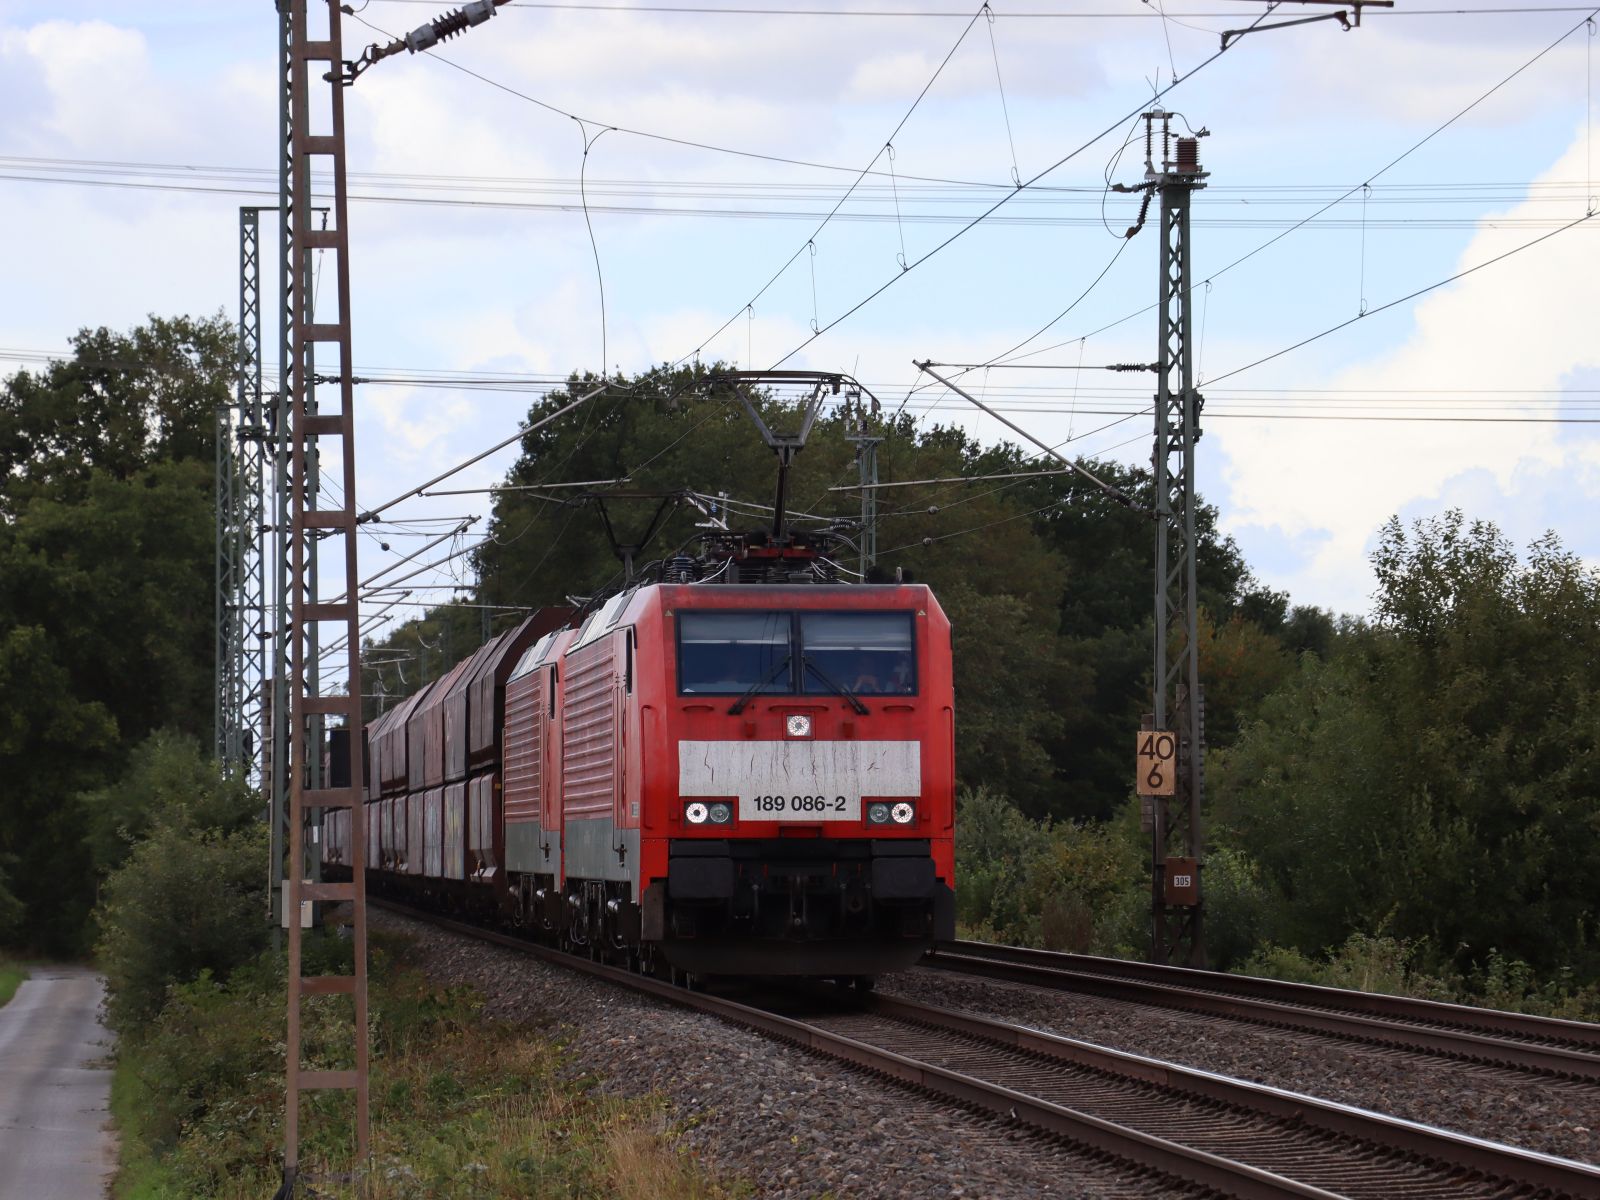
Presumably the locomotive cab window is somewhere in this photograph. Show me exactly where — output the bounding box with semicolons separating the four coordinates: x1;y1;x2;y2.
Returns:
678;612;791;695
800;612;915;696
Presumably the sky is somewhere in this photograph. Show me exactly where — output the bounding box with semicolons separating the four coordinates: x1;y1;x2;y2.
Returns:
3;0;1598;654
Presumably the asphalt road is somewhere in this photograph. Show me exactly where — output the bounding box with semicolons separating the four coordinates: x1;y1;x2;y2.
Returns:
0;966;116;1200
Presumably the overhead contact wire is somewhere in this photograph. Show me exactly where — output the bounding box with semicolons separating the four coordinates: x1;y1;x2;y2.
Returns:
345;9;1013;191
765;3;1279;370
1002;7;1600;366
674;3;992;365
1206;210;1600;386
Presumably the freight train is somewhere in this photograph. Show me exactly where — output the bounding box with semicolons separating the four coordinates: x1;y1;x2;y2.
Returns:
321;532;956;982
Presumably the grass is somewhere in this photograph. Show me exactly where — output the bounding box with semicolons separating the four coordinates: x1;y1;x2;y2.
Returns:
0;957;27;1009
111;933;744;1199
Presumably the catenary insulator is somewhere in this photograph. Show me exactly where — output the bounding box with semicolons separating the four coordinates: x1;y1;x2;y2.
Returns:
405;0;500;54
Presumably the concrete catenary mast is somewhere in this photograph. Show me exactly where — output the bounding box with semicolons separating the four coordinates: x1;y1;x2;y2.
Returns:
272;4;508;1192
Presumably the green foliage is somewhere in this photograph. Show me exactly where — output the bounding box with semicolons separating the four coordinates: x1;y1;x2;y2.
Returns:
1468;952;1600;1021
943;585;1089;818
952;787;1036;932
0;316;231;953
1237;934;1600;1019
1209;651;1393;951
3;457;217;744
1008;458;1269;816
1199;845;1280;971
82;731;257;878
0;854;25;945
0;958;25;1009
954;788;1144;954
0;623;119;951
0;315;228;512
1213;512;1600;982
1194;610;1293;748
97;815;270;1036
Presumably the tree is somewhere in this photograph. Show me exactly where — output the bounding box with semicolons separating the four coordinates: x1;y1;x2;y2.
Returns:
92;729;266;1033
941;583;1089;819
1;459;215;741
82;730;258;879
0;315;227;514
0;316;230;951
0;625;119;951
1212;512;1600;981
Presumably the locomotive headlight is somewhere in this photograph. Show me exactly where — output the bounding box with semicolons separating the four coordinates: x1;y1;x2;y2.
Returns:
891;802;916;825
685;802;710;824
708;802;732;825
866;802;892;825
785;713;812;738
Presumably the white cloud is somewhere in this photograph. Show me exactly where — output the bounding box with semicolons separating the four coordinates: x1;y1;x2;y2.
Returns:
1213;123;1600;613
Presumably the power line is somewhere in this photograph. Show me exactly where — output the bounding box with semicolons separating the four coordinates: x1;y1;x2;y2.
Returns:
8;344;1595;410
16;166;1591;229
13;153;1600;202
9;153;1599;230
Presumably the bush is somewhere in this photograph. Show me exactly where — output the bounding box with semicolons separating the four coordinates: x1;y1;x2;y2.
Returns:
97;818;270;1035
1468;951;1600;1021
1200;845;1280;971
1017;817;1143;953
954;788;1146;955
953;787;1035;932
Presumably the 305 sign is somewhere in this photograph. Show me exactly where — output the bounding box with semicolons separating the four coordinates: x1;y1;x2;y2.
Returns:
1135;731;1177;797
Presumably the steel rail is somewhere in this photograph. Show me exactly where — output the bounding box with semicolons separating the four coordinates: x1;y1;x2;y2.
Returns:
927;941;1600;1082
861;992;1600;1200
373;901;1600;1198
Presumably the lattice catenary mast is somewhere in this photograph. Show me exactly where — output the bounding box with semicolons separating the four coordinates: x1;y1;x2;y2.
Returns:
1144;110;1208;969
214;208;269;782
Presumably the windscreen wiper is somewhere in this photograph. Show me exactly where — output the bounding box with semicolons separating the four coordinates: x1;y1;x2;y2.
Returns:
803;659;869;716
728;655;792;715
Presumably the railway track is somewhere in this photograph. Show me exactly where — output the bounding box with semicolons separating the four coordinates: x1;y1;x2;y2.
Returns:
924;941;1600;1083
375;902;1600;1199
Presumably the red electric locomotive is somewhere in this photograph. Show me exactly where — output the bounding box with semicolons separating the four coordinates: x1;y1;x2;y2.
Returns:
501;571;955;978
325;372;956;980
